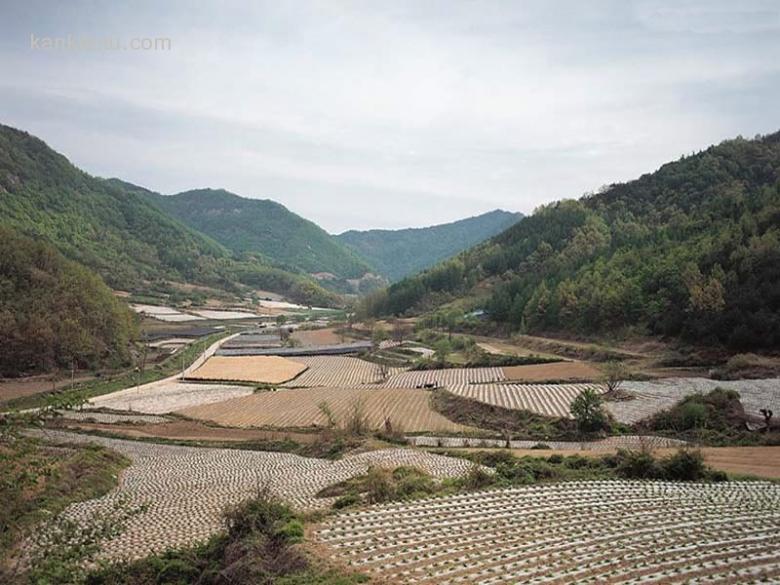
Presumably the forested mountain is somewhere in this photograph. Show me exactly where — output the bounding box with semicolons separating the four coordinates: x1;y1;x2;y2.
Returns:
144;188;373;279
0;225;136;376
0;125;337;306
364;132;780;349
338;210;522;281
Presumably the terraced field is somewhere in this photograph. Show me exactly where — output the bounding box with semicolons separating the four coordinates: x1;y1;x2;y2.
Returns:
33;430;475;561
178;386;472;433
188;355;307;384
381;367;506;389
279;356;400;388
614;377;780;424
447;377;780;424
448;382;602;418
316;481;780;584
88;382;254;414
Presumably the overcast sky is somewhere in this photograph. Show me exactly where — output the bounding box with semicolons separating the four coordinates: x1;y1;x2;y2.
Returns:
1;1;779;232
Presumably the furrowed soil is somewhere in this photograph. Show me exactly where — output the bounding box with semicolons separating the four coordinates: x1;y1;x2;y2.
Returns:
179;386;474;433
187;355;307;384
502;361;601;382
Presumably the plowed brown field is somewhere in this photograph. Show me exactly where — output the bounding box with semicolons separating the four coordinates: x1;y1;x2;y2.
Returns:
502;361;601;382
186;355;307;384
178;387;472;433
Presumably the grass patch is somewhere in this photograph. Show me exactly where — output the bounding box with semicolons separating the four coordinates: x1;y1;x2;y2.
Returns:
0;439;130;569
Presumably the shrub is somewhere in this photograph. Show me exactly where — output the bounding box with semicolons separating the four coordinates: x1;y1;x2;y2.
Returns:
613;449;659;479
462;464;495;490
659;449;708;481
333;493;361;509
365;467;394;503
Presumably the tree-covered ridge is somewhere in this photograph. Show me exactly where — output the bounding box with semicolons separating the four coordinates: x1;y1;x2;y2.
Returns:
146;188;372;279
365;132;780;349
0;125;337;307
338;209;522;281
0;225;136;376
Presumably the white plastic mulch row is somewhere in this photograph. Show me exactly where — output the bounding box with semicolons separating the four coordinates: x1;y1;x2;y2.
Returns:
444;377;780;425
380;367;507;389
315;480;780;584
447;382;600;418
613;377;780;424
87;382;255;414
33;430;476;562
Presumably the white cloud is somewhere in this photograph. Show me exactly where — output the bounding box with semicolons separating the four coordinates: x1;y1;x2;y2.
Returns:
1;0;778;231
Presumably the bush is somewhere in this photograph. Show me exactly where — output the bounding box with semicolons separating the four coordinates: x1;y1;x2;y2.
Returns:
333;493;361;509
365;467;394;503
659;449;709;481
462;464;495;490
613;449;659;479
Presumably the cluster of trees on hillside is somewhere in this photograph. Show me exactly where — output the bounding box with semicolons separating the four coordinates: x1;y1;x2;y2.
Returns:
0;226;137;376
363;132;780;349
146;188;373;280
0;125;338;307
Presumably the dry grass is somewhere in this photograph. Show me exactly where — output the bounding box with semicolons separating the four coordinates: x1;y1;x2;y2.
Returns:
502;361;601;382
178;386;474;433
186;355;307;384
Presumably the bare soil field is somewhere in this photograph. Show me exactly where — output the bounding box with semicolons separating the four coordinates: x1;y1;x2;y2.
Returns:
502;361;601;382
187;355;307;384
59;419;320;444
178;386;473;433
292;327;344;346
0;374;96;405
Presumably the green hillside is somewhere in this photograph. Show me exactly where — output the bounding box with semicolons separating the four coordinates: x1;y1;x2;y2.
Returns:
145;188;372;279
0;125;337;306
0;225;136;376
338;210;522;281
364;132;780;349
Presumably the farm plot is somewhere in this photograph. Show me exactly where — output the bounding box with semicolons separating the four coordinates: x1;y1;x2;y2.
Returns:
31;430;474;561
187;355;307;384
56;411;170;425
502;360;600;382
381;367;506;389
88;382;255;414
279;356;396;388
190;309;260;320
448;382;602;418
130;304;205;322
610;377;780;424
178;386;473;433
316;480;780;584
292;327;344;346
